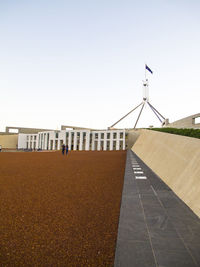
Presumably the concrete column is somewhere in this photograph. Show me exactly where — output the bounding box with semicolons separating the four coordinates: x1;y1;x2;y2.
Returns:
44;134;47;150
57;138;60;150
110;132;113;150
53;139;55;150
42;135;44;149
103;131;107;151
28;138;31;149
68;132;72;150
97;132;101;151
116;131;120;150
79;132;83;151
123;131;126;150
74;132;77;150
41;135;44;149
43;134;45;150
45;134;48;150
86;132;90;150
92;133;95;150
48;138;51;151
40;134;42;149
36;136;39;150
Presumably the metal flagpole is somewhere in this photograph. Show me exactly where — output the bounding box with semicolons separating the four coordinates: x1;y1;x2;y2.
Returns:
109;102;143;128
147;102;163;123
134;102;145;129
147;102;166;120
108;64;166;129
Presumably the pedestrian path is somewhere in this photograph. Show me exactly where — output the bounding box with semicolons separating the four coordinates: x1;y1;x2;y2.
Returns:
114;150;200;267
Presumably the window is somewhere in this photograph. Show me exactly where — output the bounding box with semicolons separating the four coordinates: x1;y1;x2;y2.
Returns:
55;132;58;138
120;132;123;138
77;132;80;137
113;133;117;139
66;132;69;138
107;133;110;139
34;136;37;140
101;133;104;139
194;117;200;124
9;128;19;133
95;133;98;139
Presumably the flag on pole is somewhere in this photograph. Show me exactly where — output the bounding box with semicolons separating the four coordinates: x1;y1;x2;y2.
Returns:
145;64;153;74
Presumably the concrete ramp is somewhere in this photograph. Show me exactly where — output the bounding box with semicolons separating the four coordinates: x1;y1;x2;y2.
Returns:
132;129;200;217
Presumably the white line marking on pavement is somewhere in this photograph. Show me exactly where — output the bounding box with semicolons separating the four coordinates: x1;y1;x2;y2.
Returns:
133;168;141;170
134;171;144;174
150;185;157;196
135;176;147;179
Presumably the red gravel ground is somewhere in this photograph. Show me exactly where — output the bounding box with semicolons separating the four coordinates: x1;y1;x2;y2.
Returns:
0;151;126;266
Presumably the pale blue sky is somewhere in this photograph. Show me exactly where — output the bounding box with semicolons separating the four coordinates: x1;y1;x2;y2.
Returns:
0;0;200;131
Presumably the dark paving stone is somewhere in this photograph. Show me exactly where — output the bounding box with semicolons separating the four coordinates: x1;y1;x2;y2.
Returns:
186;242;200;266
122;183;138;196
147;215;180;239
151;236;187;252
115;150;200;267
140;194;162;208
156;190;185;209
176;223;200;244
118;214;149;242
136;181;155;195
142;204;166;218
155;249;196;267
115;240;156;267
120;196;141;213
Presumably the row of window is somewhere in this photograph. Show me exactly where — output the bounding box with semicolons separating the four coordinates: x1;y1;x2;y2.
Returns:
28;132;125;143
60;132;124;139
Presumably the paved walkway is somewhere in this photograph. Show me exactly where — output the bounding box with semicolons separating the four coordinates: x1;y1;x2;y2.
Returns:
114;150;200;267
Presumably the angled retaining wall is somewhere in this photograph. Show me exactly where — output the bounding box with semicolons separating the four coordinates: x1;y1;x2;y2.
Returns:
132;129;200;217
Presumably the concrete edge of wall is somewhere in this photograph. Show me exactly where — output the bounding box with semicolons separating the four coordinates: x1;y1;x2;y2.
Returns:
127;129;141;149
131;129;200;218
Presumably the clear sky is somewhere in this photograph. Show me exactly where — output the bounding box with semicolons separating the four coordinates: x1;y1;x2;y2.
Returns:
0;0;200;131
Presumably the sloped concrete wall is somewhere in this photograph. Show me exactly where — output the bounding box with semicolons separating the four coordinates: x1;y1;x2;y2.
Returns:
132;129;200;217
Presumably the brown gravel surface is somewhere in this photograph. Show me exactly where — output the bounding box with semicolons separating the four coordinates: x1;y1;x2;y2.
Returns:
0;151;126;266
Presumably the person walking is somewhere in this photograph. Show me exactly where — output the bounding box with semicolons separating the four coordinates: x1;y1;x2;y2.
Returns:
62;144;65;155
66;145;69;155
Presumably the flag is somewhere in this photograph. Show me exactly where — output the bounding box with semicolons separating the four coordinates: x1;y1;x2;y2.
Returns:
145;64;153;74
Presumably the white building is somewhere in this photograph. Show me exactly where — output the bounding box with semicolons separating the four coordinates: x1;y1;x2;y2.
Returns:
18;129;126;151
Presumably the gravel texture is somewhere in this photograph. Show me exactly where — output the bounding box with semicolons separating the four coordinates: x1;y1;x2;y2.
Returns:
0;151;126;266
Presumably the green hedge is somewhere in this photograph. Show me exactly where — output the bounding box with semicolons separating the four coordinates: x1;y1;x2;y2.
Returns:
148;128;200;139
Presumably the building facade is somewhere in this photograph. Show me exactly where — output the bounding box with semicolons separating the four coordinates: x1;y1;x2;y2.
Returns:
18;129;126;151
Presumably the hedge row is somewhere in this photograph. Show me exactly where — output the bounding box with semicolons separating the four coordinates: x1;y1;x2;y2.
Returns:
148;127;200;139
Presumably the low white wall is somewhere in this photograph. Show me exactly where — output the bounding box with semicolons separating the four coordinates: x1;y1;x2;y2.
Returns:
18;134;27;149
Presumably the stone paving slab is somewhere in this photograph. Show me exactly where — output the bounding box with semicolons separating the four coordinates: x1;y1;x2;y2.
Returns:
114;150;200;267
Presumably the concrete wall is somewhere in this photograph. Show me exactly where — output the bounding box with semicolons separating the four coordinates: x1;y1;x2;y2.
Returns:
126;129;141;149
0;134;18;149
5;126;53;134
166;113;200;129
132;129;200;217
